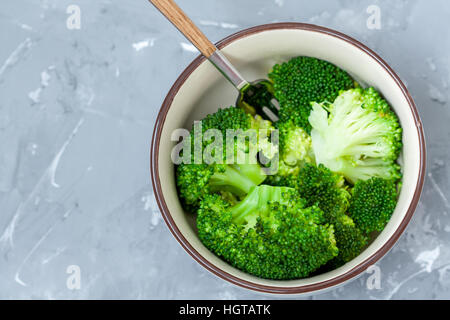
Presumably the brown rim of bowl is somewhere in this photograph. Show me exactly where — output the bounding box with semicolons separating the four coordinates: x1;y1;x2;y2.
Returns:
150;22;426;295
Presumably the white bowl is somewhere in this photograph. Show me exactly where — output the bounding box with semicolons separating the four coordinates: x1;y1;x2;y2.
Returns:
151;23;426;295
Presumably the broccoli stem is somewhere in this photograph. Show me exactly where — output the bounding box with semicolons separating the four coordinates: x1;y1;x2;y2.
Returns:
229;185;291;225
229;186;261;225
231;164;267;185
208;165;263;198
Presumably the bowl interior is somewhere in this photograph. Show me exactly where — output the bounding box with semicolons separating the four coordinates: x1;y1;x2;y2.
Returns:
154;26;423;293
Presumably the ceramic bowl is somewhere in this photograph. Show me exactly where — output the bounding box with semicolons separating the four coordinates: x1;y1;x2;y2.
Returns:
150;23;426;295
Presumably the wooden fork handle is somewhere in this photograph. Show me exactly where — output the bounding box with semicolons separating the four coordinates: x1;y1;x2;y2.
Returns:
149;0;217;57
149;0;248;90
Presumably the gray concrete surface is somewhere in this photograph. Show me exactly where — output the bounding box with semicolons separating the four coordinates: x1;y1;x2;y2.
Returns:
0;0;449;299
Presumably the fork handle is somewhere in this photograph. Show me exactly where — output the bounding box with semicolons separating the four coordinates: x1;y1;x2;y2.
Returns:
149;0;216;57
149;0;248;90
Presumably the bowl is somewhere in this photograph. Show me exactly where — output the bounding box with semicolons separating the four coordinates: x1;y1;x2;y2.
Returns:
150;23;426;295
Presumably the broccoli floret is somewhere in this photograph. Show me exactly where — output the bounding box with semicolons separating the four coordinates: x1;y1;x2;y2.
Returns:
268;163;367;266
293;164;368;265
277;120;314;166
265;120;314;186
197;185;338;279
200;105;250;131
250;113;278;161
269;56;356;134
309;87;403;184
349;177;398;233
177;163;265;211
330;214;368;267
176;107;274;211
274;164;349;219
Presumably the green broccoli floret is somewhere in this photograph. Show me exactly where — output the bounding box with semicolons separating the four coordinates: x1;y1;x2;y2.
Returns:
349;177;398;233
293;164;368;265
176;107;276;211
197;185;338;279
309;87;403;184
330;214;368;267
295;164;350;218
272;164;349;219
277;120;315;166
269;56;356;134
177;163;264;211
265;120;314;186
268;163;367;266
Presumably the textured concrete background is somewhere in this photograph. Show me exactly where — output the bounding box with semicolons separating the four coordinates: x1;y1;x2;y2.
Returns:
0;0;449;299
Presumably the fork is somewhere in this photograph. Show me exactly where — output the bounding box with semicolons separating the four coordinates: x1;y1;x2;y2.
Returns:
148;0;279;120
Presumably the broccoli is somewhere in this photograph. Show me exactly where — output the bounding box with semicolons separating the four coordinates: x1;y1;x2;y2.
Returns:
268;163;367;266
173;56;403;279
292;164;368;265
290;164;350;219
330;214;368;267
197;185;338;279
309;87;403;184
269;56;356;134
176;107;275;211
277;120;314;166
270;164;348;218
265;120;314;186
349;177;398;233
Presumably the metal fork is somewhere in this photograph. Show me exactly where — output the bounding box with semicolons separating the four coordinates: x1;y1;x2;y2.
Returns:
148;0;279;120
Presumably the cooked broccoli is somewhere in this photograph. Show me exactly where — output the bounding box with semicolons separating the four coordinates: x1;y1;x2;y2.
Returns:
265;120;314;186
176;163;263;211
349;177;398;233
330;214;368;267
294;165;368;266
309;87;403;184
176;107;275;211
277;120;314;166
174;57;403;279
297;164;367;264
268;163;367;266
269;56;356;133
289;164;350;219
270;164;348;218
197;185;338;279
